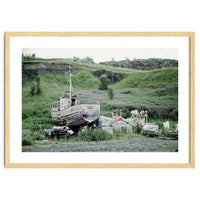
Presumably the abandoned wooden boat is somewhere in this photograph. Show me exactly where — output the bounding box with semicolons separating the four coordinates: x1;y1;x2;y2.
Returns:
51;66;100;128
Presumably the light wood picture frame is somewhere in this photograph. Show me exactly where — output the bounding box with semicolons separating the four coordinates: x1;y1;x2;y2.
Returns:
5;32;195;168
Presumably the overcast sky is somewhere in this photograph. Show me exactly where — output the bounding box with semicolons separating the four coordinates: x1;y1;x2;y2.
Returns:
22;48;178;63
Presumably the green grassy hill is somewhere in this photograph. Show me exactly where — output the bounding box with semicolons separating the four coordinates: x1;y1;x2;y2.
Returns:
112;68;178;89
72;70;100;89
40;70;99;90
22;66;178;132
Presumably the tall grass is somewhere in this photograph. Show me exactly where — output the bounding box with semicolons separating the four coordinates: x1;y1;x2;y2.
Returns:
78;129;112;141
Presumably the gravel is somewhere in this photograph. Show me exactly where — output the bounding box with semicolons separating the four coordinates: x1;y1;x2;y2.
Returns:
22;137;178;152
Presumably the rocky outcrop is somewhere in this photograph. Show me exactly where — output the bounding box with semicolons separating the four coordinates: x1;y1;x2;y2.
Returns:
22;64;39;83
22;61;79;83
92;69;125;83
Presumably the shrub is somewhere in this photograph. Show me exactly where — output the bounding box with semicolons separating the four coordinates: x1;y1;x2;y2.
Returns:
36;76;42;95
78;128;112;141
34;131;45;140
22;134;33;146
135;123;143;134
108;88;114;100
30;83;35;96
147;108;178;121
29;76;42;96
99;74;110;90
113;130;125;139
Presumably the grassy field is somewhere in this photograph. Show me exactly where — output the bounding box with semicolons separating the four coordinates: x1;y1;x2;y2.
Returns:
22;66;178;132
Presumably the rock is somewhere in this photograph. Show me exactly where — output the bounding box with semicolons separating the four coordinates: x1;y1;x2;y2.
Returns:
125;118;136;127
92;69;125;83
112;120;133;133
102;127;113;134
98;116;115;127
41;140;48;144
35;140;49;144
43;126;74;137
43;128;52;136
125;118;145;129
98;115;146;134
166;132;178;138
142;123;159;136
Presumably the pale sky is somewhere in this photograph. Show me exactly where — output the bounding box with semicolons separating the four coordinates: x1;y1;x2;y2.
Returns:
22;48;178;63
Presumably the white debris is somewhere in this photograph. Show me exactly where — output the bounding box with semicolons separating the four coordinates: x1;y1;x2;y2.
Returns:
131;110;148;119
162;121;170;134
99;114;147;134
174;124;178;132
98;116;115;127
163;121;170;129
111;120;133;133
131;110;139;117
126;124;133;133
125;118;136;127
125;117;145;128
112;121;124;131
142;123;159;136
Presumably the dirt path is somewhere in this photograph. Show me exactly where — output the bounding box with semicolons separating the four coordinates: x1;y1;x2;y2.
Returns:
22;137;178;152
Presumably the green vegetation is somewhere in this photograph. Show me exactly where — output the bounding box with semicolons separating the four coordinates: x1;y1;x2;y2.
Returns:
113;130;125;139
30;83;35;96
148;118;178;130
73;56;94;64
22;134;33;146
72;70;99;89
22;131;46;146
22;76;58;131
99;74;110;90
108;88;114;100
34;131;45;140
100;58;178;70
78;129;112;141
22;57;178;136
112;68;178;89
78;129;145;142
36;76;42;94
29;76;42;96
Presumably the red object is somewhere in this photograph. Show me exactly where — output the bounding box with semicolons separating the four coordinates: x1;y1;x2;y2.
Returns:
114;116;124;121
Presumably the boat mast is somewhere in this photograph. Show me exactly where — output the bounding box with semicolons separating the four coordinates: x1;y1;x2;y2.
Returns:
69;65;72;101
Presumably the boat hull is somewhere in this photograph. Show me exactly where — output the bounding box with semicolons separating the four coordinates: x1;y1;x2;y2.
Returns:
51;104;100;127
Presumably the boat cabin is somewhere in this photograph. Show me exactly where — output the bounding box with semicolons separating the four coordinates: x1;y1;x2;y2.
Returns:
51;95;78;111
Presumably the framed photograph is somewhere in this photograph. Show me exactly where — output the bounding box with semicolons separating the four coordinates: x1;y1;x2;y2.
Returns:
5;32;195;168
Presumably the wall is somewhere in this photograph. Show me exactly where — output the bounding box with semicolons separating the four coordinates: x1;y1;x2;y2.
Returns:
0;1;199;200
